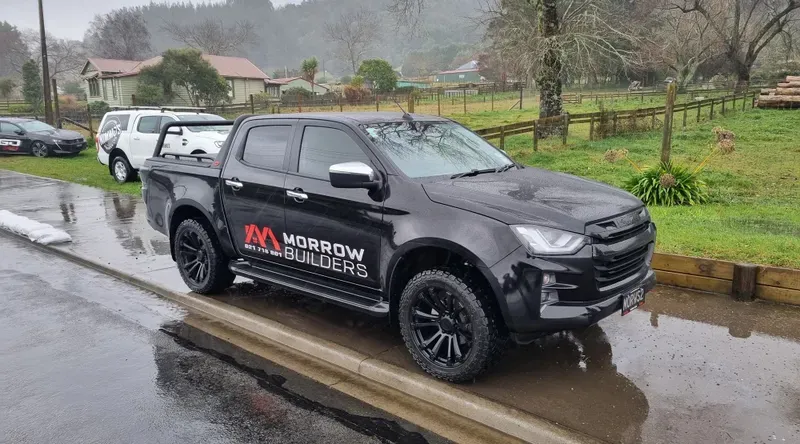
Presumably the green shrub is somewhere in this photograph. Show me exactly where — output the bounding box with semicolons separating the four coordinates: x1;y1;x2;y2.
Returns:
625;161;708;206
88;101;111;116
282;87;313;101
7;103;33;114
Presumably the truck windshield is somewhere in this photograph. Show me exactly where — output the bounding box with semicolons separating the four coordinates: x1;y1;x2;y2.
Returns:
177;114;229;133
362;121;513;179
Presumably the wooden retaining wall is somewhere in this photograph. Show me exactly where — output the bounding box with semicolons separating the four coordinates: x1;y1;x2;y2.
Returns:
653;253;800;305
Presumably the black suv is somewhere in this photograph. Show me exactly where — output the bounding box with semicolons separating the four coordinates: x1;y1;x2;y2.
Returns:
141;113;656;382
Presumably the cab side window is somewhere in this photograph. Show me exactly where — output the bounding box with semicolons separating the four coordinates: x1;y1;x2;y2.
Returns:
298;126;370;180
137;116;160;134
242;125;292;170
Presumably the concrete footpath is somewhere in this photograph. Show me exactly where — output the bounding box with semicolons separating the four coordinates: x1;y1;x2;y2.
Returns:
2;169;800;444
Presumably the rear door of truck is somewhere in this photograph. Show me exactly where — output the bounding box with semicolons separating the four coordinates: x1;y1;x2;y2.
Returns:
220;118;297;265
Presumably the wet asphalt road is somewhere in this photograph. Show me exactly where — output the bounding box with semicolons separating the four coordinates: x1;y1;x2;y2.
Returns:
3;170;800;443
0;237;435;444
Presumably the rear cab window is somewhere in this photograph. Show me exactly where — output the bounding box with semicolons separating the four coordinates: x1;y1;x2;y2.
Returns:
241;125;292;170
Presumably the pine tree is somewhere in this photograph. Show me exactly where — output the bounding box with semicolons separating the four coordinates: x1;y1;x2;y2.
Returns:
21;60;43;112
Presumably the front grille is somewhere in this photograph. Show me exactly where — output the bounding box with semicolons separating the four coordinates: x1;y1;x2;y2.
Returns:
594;244;650;288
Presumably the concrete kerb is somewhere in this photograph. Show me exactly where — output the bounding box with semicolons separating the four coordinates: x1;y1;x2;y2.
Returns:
0;231;595;444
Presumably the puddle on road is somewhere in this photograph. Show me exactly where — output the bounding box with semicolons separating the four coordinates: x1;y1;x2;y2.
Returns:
210;282;800;444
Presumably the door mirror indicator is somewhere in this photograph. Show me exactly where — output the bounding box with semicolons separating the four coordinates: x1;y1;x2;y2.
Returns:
329;162;379;190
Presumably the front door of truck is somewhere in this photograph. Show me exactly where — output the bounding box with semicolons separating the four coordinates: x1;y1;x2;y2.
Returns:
221;119;295;266
283;121;384;292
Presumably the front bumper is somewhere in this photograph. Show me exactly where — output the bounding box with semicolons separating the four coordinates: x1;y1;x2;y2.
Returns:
487;222;656;343
51;140;88;154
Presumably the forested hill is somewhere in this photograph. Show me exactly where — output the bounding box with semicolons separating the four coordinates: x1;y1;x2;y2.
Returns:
129;0;485;75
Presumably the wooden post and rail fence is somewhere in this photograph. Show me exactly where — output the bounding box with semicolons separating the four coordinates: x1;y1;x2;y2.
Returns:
473;91;759;150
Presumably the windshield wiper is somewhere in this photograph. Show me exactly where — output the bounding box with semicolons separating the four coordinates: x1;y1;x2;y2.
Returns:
495;163;516;173
450;168;497;179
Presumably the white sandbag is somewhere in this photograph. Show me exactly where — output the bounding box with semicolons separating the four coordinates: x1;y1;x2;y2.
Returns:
0;210;72;245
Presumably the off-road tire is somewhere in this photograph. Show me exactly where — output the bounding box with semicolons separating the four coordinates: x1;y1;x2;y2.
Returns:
399;268;507;383
174;219;235;294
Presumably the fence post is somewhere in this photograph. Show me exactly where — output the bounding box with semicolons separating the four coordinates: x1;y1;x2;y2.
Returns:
721;97;726;116
682;103;687;129
464;89;467;114
589;115;595;141
500;126;506;150
376;94;380;112
696;101;701;122
752;93;756;109
491;88;494;111
51;78;61;129
249;94;255;114
562;113;569;145
519;87;523;110
532;121;538;151
86;104;94;141
651;108;656;129
732;95;736;112
661;82;677;163
437;92;441;116
131;94;136;106
613;112;618;136
710;99;714;119
298;94;302;113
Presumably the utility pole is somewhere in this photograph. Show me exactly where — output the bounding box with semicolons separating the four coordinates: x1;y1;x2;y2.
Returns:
38;0;53;124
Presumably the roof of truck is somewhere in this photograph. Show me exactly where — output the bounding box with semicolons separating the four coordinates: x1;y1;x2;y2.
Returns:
253;112;452;125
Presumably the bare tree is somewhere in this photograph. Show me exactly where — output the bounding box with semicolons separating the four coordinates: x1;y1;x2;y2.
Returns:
163;19;257;56
21;30;86;80
325;8;381;74
85;9;152;60
0;21;31;75
672;0;800;88
645;6;720;89
484;0;643;118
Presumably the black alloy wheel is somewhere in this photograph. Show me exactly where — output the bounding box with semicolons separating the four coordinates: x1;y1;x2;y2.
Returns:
178;228;210;286
399;268;506;383
173;219;235;294
410;286;473;367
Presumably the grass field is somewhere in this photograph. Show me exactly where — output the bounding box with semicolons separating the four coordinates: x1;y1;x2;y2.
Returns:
1;106;797;268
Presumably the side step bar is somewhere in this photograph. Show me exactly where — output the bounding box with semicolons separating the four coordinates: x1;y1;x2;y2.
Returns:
229;261;389;316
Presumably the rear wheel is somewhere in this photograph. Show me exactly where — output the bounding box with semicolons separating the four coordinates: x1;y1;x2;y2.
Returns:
174;219;235;294
31;141;50;158
111;155;133;184
399;268;506;383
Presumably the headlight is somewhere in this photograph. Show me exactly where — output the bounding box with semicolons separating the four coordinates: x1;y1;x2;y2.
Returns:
511;225;589;256
214;141;224;148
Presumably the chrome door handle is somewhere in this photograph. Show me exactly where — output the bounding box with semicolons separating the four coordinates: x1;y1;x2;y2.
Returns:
286;190;308;201
225;179;243;191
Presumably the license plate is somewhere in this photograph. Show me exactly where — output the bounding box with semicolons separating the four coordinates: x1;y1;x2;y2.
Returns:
621;286;645;316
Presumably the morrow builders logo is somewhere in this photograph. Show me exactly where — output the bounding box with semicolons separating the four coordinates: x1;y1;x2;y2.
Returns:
243;224;368;279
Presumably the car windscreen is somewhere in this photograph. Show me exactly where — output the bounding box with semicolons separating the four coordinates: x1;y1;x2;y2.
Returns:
362;121;513;179
176;114;229;133
18;120;55;132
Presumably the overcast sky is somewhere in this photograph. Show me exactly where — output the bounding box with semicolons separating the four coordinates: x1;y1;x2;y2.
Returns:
1;0;303;40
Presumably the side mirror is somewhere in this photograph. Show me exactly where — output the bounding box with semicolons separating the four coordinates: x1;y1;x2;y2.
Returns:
14;130;25;136
166;127;183;136
329;162;379;190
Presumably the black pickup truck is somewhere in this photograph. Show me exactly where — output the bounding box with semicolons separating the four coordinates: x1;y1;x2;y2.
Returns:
141;112;656;382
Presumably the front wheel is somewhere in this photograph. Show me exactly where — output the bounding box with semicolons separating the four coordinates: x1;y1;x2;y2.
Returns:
174;219;235;294
399;268;506;383
31;141;50;158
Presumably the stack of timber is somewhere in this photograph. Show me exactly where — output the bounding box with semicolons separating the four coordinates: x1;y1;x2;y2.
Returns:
758;75;800;108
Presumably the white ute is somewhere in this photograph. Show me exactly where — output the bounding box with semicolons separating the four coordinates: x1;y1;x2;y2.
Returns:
95;107;229;183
